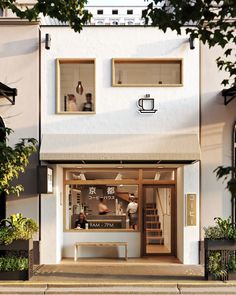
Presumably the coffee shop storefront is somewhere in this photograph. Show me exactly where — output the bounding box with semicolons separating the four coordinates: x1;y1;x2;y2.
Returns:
39;133;200;265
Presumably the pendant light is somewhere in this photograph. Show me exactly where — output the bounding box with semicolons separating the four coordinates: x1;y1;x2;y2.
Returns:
76;63;84;95
76;81;84;95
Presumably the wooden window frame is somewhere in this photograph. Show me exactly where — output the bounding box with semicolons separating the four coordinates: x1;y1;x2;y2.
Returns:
56;58;96;115
112;58;183;87
63;168;176;233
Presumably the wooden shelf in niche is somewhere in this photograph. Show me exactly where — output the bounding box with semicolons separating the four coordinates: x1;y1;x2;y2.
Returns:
112;58;183;87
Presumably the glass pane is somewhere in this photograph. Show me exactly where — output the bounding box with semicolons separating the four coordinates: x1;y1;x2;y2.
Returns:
65;184;139;230
143;170;175;181
113;59;182;86
144;187;172;254
57;59;95;114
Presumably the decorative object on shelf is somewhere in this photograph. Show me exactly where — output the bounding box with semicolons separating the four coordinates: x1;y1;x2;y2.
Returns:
138;94;157;113
117;70;122;84
76;81;84;95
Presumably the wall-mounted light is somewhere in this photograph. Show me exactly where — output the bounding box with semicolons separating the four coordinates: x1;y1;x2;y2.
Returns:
45;33;51;50
38;166;53;193
189;35;195;50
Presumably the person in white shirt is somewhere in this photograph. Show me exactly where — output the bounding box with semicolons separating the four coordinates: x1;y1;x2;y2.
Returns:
126;194;138;230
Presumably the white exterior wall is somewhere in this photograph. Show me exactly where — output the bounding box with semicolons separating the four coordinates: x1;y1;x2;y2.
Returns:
40;25;200;263
176;163;200;265
0;23;39;225
183;162;200;264
41;164;63;264
201;44;236;235
41;26;199;135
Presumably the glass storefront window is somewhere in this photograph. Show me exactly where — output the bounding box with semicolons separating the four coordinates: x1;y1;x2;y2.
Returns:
65;184;139;231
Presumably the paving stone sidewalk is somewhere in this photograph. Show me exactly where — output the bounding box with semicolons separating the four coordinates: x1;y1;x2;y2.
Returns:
1;261;236;294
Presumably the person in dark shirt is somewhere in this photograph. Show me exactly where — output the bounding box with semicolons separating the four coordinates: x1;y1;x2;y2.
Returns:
75;212;88;229
82;93;93;111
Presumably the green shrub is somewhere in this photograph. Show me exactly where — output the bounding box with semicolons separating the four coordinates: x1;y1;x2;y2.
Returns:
204;217;236;240
208;251;227;280
0;213;38;245
0;256;28;271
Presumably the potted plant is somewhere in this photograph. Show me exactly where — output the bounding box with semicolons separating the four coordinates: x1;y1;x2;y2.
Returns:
0;213;38;280
204;217;236;280
0;256;29;280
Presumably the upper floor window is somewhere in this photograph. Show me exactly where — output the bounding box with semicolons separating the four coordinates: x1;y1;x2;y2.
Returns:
112;10;118;15
112;58;183;87
56;58;96;114
127;10;133;15
97;10;103;15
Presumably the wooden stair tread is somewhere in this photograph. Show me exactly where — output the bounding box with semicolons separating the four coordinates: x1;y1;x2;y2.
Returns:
146;228;162;232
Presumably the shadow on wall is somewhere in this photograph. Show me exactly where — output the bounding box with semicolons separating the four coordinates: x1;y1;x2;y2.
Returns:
10;152;39;197
0;38;38;58
135;38;189;56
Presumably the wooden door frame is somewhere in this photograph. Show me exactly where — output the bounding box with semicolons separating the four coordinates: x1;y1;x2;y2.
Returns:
141;184;177;257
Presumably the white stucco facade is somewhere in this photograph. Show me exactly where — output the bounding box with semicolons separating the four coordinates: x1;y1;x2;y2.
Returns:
1;4;235;267
38;25;201;264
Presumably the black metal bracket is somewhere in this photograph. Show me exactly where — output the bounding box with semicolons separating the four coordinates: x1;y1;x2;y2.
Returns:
0;82;17;105
222;86;236;106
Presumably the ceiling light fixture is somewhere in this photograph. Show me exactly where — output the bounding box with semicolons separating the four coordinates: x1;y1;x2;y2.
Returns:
154;172;161;180
115;173;122;180
79;173;86;180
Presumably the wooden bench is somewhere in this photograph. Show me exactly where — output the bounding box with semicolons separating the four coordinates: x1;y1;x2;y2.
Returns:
74;242;128;261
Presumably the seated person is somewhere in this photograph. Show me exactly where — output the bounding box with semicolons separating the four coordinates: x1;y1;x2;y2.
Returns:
98;197;110;215
82;93;93;111
67;94;78;112
75;212;88;229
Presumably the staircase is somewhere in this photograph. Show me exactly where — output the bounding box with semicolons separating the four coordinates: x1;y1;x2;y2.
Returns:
145;203;164;245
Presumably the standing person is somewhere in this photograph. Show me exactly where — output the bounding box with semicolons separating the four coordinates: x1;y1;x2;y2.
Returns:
82;93;93;111
98;197;110;215
67;94;78;111
75;212;88;229
127;194;138;230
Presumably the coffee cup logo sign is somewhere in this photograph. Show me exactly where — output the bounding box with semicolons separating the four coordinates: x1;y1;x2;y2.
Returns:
138;95;157;113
